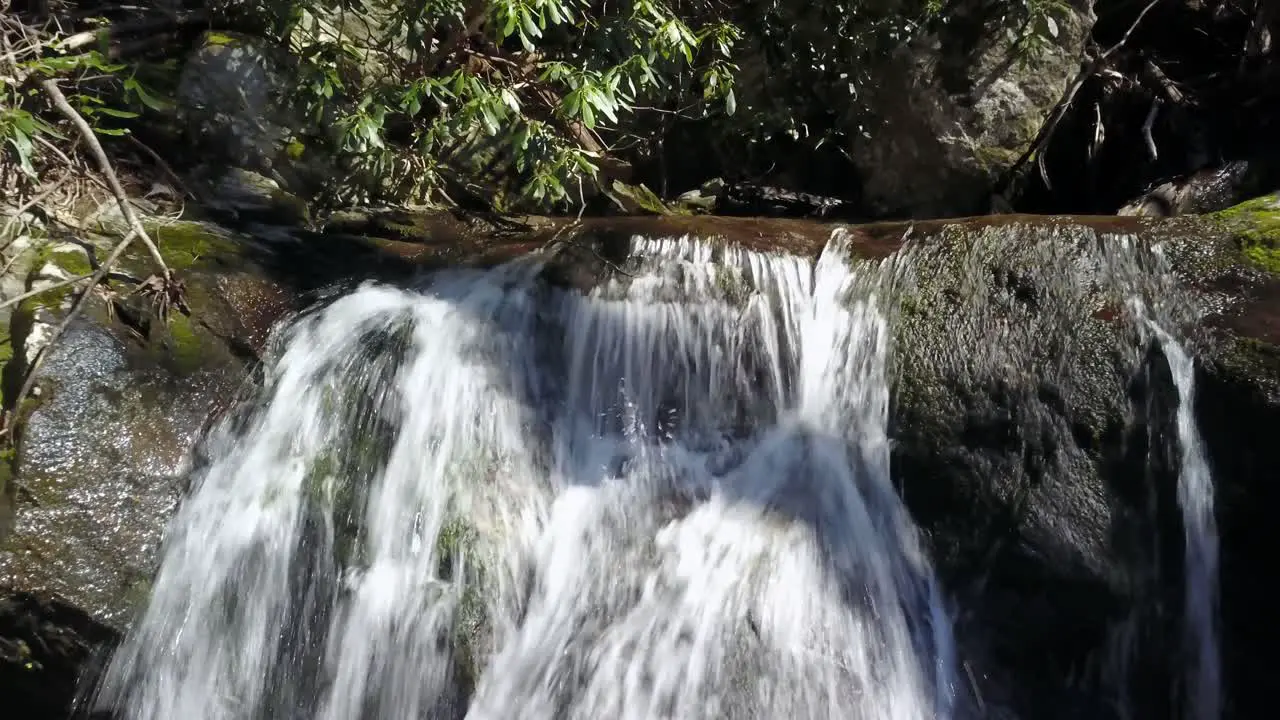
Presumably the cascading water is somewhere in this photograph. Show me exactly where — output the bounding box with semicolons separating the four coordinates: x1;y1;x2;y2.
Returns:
1110;237;1220;720
1130;300;1221;720
91;231;957;720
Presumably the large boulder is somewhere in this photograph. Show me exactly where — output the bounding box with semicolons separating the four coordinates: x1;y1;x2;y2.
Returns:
0;218;296;717
174;32;439;209
176;32;303;188
829;204;1280;720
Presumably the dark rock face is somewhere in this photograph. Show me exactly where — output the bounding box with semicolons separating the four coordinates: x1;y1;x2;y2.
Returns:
881;224;1184;718
844;0;1095;218
864;209;1280;720
0;590;119;719
1017;0;1280;216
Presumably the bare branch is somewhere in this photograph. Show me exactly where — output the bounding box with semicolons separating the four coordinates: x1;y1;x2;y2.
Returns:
37;78;171;282
1142;99;1160;161
0;271;95;311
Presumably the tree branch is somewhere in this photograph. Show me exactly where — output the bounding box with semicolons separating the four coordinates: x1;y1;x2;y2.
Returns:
0;271;94;311
994;0;1165;194
37;78;171;282
54;11;210;53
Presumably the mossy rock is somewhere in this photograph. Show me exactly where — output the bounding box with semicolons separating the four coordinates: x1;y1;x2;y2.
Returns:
605;181;684;216
1209;192;1280;273
138;220;246;272
0;216;302;629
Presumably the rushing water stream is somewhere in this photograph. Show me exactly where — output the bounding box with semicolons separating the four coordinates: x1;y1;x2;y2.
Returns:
1133;302;1221;720
88;229;1220;719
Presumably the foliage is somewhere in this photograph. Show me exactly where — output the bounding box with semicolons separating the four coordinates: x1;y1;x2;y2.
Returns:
209;0;743;209
0;16;174;188
2;0;1077;212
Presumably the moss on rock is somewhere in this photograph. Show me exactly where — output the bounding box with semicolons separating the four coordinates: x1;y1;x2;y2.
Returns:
139;220;244;272
1210;192;1280;273
38;244;94;278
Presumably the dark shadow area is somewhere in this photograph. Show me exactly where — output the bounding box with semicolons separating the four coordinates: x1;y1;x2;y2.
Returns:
1195;345;1280;720
0;590;121;720
888;337;1195;720
1015;0;1280;215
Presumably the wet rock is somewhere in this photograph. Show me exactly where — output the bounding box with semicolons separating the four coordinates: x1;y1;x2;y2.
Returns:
0;225;293;629
0;216;311;717
852;202;1280;720
1117;161;1272;217
189;167;313;227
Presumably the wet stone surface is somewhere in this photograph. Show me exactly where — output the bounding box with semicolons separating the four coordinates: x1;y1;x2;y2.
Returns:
0;320;240;628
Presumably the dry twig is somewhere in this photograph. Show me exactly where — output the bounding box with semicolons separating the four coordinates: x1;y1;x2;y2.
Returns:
0;228;137;439
37;77;172;282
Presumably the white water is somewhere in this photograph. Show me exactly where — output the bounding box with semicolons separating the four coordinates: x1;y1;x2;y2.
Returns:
93;233;957;720
1130;298;1221;720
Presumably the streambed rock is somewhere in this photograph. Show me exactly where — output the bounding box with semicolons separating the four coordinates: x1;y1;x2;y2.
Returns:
0;219;296;718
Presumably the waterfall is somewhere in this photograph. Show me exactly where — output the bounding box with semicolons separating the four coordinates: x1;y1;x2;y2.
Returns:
1131;300;1221;720
91;232;957;720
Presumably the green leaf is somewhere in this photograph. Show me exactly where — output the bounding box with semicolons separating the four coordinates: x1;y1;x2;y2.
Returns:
500;88;521;112
97;107;141;119
7;129;37;178
403;90;422;116
563;89;581;119
94;127;131;136
580;101;595;129
479;104;500;135
124;77;173;112
725;88;736;116
521;9;540;39
30;115;66;141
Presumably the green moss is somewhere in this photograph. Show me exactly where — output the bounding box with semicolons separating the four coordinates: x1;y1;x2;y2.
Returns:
607;180;682;216
972;144;1025;174
898;293;924;318
369;213;434;242
162;312;206;372
1218;334;1280;384
141;221;241;271
713;266;751;305
437;516;487;695
39;245;94;277
1210;193;1280;273
19;285;74;314
286;138;306;160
